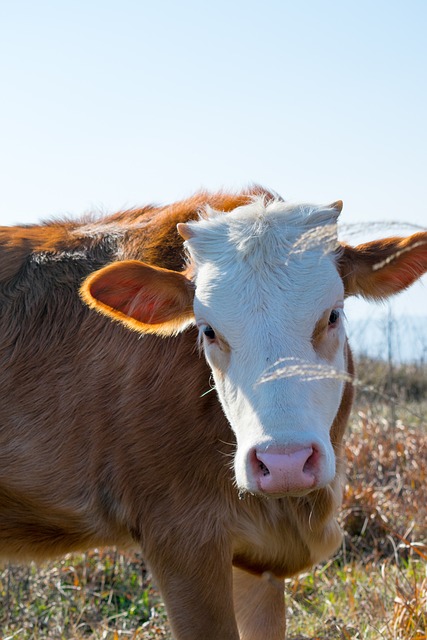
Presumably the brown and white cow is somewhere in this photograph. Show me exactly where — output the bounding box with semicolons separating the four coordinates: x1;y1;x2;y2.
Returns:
0;188;426;639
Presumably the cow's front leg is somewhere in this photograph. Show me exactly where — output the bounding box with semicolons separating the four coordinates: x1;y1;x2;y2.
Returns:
145;544;240;640
233;566;286;640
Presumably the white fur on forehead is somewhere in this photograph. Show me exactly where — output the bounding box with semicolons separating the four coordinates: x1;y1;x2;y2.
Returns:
184;197;341;265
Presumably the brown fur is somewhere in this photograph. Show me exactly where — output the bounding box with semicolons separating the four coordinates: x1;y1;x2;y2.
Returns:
0;189;425;639
339;233;427;298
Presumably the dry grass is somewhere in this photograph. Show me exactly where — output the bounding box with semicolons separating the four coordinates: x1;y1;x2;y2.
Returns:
0;551;169;639
285;401;427;640
0;361;426;639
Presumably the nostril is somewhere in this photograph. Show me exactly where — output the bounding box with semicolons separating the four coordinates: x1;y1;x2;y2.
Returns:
250;448;271;477
258;459;270;476
303;447;319;476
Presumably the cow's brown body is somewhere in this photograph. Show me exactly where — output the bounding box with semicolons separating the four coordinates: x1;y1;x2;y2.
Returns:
0;189;425;639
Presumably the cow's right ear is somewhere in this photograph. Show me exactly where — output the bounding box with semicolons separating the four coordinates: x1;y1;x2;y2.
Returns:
80;260;195;336
338;232;427;299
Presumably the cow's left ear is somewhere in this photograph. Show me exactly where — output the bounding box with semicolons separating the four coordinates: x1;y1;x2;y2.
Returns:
338;231;427;299
80;260;195;336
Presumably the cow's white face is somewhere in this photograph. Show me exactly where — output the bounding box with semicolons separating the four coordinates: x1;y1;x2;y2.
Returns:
184;199;347;497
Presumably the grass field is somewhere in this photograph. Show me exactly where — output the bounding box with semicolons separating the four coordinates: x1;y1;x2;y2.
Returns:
1;359;426;639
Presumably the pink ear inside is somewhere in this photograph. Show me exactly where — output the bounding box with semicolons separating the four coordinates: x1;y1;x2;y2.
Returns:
81;260;195;335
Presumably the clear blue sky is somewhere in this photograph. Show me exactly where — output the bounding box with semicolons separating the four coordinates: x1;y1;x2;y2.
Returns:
0;1;426;357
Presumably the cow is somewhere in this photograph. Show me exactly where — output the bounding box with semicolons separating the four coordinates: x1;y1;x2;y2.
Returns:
0;187;426;639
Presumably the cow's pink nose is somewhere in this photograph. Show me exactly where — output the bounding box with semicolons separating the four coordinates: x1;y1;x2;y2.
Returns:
253;447;318;495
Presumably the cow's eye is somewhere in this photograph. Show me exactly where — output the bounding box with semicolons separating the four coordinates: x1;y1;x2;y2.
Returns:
202;325;216;340
328;309;340;326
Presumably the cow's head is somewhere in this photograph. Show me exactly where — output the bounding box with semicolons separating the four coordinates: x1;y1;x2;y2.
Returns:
81;198;427;498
